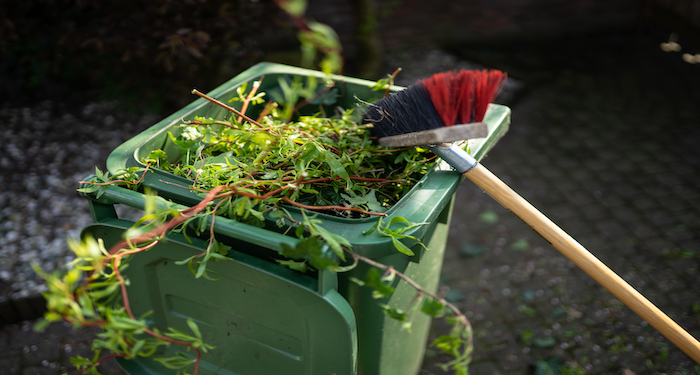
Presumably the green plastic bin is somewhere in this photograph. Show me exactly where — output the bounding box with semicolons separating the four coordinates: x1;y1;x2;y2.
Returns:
85;62;510;375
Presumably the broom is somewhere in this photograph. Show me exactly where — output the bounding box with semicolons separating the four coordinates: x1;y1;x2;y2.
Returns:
364;70;700;363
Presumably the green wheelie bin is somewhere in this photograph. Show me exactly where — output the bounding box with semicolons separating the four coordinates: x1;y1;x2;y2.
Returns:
81;62;511;375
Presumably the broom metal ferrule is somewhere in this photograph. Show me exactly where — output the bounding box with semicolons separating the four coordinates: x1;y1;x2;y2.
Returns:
428;143;478;174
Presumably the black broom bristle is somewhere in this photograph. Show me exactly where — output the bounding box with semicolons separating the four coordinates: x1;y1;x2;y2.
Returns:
364;81;445;138
365;69;507;139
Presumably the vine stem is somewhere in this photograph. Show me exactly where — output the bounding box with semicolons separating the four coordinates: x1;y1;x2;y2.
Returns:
238;77;263;123
75;353;129;375
399;155;438;180
341;247;472;338
106;186;226;256
110;238;207;374
71;187;228;375
384;67;402;98
342;248;457;313
158;176;404;192
191;89;264;128
256;101;278;122
183;119;240;130
281;197;387;216
155;177;406;211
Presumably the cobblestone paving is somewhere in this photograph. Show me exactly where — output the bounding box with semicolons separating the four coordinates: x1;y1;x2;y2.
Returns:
0;321;122;375
2;32;699;375
421;34;700;374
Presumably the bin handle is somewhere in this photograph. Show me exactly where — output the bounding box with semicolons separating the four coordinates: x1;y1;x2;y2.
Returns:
81;178;338;295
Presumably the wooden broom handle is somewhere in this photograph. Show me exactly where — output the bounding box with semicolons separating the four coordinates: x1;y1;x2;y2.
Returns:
464;163;700;363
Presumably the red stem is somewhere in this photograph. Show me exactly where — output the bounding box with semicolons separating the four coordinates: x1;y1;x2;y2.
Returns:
112;250;202;375
76;353;129;375
191;89;263;128
281;197;387;216
237;77;263;123
107;186;226;256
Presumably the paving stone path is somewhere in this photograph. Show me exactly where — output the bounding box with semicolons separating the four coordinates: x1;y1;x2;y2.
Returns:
420;34;700;374
1;32;699;375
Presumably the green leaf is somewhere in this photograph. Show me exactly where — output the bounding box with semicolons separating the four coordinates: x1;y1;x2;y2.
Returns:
387;215;411;228
310;87;339;106
95;166;105;181
129;339;146;357
478;210;499;224
278;0;307;16
533;336;557;348
304;217;349;261
174;256;195;266
459;243;487;258
385;216;428;235
234;82;248;101
108;315;147;331
187;319;202;339
391;237;415;256
532;357;564;375
276;259;309;273
94;186;107;199
362;217;382;235
431;334;461;354
370;76;392;91
321;145;349;183
421;297;446;318
341;190;386;213
518;304;536;316
193;151;238;170
164;327;197;342
362;268;395;299
295;224;306;238
76;185;102;194
340;192;366;206
294;143;317;173
70;355;94;367
365;190;386;213
33;318;53;332
195;260;207;278
154;352;195;370
510;239;531;251
380;303;406;321
200;268;223;281
88;282;120;300
281;236;321;259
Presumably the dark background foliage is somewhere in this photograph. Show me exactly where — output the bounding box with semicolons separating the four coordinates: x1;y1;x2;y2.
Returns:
0;0;292;112
2;0;698;113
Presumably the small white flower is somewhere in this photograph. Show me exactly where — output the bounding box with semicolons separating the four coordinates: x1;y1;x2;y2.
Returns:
181;126;203;141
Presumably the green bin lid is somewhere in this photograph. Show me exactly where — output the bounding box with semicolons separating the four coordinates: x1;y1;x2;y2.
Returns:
83;219;358;375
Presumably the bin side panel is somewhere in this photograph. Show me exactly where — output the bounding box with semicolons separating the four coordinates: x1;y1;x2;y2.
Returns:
339;198;453;375
83;222;357;375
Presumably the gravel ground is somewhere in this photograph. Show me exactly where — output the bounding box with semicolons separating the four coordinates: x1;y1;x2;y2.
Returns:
0;101;159;300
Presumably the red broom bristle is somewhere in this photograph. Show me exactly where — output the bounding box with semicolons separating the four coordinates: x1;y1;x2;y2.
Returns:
473;69;507;122
421;69;507;126
457;70;476;124
421;71;459;126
